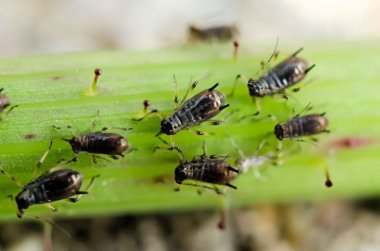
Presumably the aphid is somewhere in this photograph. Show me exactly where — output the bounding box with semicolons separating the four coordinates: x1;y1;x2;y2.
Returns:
171;141;239;194
188;25;238;42
54;112;133;163
274;113;329;140
273;109;332;188
57;126;133;163
0;141;98;218
0;88;18;115
134;77;229;136
247;48;315;114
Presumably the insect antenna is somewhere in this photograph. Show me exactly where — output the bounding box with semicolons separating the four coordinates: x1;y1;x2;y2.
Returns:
0;166;24;188
25;213;72;238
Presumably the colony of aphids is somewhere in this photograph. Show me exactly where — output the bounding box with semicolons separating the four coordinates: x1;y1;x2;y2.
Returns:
0;44;331;231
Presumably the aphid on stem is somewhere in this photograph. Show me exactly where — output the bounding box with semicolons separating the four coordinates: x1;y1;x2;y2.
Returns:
53;111;134;163
0;141;99;218
230;43;315;115
133;76;230;137
271;104;332;187
155;138;239;194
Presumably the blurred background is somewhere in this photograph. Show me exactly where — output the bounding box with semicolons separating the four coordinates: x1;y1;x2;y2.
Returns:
0;0;380;251
0;0;379;56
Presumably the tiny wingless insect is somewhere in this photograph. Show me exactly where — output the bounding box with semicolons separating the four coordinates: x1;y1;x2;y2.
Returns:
273;112;332;187
0;141;98;218
170;141;239;194
274;113;329;140
230;47;315;115
55;126;132;163
247;48;315;114
134;78;229;136
64;130;130;162
54;111;133;163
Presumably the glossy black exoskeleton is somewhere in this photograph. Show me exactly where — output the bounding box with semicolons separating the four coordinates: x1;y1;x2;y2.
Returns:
134;80;229;136
1;142;98;218
159;83;229;136
248;48;315;98
167;141;239;194
14;168;88;218
64;131;130;162
175;156;239;192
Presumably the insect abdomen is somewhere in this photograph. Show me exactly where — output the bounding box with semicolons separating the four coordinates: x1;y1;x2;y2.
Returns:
275;114;328;139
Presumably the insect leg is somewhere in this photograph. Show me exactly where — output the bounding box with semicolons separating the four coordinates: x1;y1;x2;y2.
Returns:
100;126;133;133
238;97;263;120
132;108;164;121
0;168;24;188
208;109;234;126
52;124;77;137
33;141;53;178
154;136;185;160
228;74;249;97
225;183;238;189
293;103;313;117
5;105;19;115
179;80;199;105
254;97;262;116
181;182;225;195
230;138;246;160
68;174;100;203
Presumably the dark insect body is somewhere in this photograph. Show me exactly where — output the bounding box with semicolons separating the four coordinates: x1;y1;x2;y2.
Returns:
175;156;239;190
159;83;229;136
63;131;130;161
188;25;238;41
14;169;87;218
1;141;98;218
248;48;315;97
274;113;329;140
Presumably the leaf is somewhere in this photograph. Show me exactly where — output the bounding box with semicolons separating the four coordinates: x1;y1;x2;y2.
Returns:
0;42;379;222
